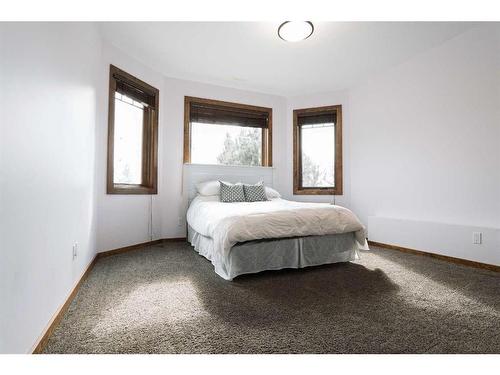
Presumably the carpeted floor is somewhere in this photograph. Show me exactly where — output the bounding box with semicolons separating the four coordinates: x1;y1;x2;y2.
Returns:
43;242;500;354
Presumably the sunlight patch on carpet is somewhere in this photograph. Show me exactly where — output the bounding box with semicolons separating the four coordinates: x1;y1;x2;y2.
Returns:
92;279;210;335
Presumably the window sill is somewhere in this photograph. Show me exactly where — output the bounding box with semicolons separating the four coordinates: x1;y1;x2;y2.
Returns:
293;187;342;195
107;184;157;195
184;163;274;169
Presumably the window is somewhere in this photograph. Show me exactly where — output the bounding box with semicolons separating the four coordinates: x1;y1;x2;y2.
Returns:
107;65;159;194
293;105;342;195
183;97;272;167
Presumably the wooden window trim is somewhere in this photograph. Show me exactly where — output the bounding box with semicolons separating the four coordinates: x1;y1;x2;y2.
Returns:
107;65;159;195
183;96;273;167
293;105;343;195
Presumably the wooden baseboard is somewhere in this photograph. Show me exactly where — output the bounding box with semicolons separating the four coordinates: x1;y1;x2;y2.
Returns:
368;240;499;273
162;237;187;243
31;237;187;353
32;255;98;354
97;239;163;258
97;237;186;258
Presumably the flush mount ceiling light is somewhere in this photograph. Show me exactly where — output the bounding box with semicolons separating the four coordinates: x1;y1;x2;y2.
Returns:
278;21;314;42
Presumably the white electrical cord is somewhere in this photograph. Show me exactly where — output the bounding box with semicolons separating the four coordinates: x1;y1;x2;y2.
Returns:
330;194;336;205
149;194;153;241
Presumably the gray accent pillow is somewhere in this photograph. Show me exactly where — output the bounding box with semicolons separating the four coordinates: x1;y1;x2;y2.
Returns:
243;182;268;202
219;181;245;203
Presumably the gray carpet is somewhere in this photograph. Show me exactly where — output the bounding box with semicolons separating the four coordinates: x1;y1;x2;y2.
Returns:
43;242;500;354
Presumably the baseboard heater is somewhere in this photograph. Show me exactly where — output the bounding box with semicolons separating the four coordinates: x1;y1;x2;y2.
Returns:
367;216;499;272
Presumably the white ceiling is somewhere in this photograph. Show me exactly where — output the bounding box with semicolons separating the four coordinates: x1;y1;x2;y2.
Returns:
99;22;475;97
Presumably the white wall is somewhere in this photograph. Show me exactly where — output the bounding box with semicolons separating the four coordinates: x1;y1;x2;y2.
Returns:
96;42;287;252
0;23;101;353
349;25;500;265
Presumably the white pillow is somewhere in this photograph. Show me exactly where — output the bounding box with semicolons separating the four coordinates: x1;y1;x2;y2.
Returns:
196;180;279;198
265;186;281;199
196;180;242;196
196;180;221;196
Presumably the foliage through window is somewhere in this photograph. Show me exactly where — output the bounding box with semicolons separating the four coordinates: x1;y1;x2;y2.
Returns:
107;65;159;194
184;97;272;167
293;105;342;195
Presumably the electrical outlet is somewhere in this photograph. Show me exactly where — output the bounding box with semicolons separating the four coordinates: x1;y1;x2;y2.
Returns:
473;232;482;245
72;242;78;259
177;216;183;227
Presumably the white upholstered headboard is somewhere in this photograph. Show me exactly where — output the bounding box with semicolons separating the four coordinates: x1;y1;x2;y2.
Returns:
182;163;274;201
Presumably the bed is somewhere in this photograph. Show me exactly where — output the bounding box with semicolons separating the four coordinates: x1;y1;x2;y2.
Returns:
186;189;368;280
182;164;368;280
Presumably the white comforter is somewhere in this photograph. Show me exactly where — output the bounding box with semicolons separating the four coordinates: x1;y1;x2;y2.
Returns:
187;196;368;275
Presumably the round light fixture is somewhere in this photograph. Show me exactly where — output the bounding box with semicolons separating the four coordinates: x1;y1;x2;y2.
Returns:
278;21;314;42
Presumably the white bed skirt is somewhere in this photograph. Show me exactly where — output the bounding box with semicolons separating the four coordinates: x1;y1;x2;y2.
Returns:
188;225;360;280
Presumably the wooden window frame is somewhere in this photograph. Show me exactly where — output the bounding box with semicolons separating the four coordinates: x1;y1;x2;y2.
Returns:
107;65;159;195
183;96;273;167
293;105;343;195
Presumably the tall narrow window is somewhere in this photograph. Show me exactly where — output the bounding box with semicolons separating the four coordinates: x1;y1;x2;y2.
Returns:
293;105;342;195
184;97;272;167
107;65;159;194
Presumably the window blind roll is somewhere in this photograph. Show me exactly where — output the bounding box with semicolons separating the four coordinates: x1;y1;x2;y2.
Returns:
297;112;336;126
190;103;269;128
